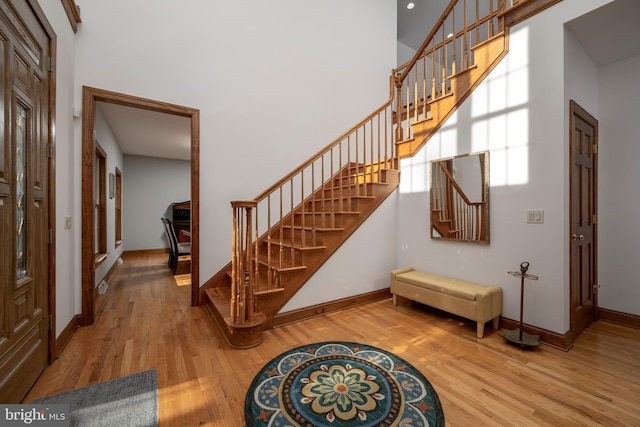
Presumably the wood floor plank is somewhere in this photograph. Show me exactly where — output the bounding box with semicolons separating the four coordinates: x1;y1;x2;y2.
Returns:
23;252;640;426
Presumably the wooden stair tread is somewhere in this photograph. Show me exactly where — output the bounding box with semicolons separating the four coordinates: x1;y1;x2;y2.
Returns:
254;287;286;296
205;287;230;317
413;116;434;125
313;195;376;201
256;258;307;272
282;225;345;232
396;137;415;146
229;312;267;329
267;241;327;251
297;210;360;214
205;287;266;328
427;91;454;105
329;180;389;186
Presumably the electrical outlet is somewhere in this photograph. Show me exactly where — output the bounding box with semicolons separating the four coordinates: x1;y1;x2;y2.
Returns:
527;209;544;224
98;280;109;295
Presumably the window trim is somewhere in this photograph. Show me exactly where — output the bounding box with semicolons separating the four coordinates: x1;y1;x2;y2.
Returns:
115;167;122;247
94;141;107;267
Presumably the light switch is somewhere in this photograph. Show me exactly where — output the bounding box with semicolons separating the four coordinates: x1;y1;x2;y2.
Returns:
65;216;72;229
527;209;544;224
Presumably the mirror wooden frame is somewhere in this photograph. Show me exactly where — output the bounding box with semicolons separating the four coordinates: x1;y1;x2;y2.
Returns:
430;151;490;243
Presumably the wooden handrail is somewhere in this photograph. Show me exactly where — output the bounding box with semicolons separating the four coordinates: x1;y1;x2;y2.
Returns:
436;160;477;206
395;0;458;87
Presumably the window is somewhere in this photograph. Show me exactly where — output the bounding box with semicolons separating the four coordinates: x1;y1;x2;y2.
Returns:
94;141;107;266
16;103;27;280
115;167;122;246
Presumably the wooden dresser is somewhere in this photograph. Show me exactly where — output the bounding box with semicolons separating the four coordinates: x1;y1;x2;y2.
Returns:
171;201;191;242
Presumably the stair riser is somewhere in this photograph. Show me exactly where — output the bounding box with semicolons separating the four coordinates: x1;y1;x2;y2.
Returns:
293;212;357;229
264;244;326;268
324;179;395;199
306;197;369;212
256;264;280;290
256;265;281;289
341;163;397;177
267;244;301;266
254;263;308;292
321;183;373;198
278;228;325;246
225;256;300;292
333;171;386;184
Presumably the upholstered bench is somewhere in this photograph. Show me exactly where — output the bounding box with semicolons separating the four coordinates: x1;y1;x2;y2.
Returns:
390;268;502;338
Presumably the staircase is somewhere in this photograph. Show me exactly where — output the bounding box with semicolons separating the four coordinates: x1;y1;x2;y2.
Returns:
204;0;513;348
432;209;461;239
205;160;399;348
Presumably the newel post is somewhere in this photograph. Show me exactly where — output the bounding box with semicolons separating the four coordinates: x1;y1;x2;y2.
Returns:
497;0;507;33
231;201;258;324
394;74;404;142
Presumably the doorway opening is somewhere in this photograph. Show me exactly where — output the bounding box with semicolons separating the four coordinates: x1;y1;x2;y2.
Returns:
81;86;200;325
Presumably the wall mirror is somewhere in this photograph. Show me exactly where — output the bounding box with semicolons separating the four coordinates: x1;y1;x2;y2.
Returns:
430;151;489;243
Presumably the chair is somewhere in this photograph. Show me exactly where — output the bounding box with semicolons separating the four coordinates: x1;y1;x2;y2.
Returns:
162;217;191;274
161;218;174;267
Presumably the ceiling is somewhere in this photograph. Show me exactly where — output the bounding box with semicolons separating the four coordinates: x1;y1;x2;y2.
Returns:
97;102;191;161
99;0;640;161
397;0;449;51
565;0;640;67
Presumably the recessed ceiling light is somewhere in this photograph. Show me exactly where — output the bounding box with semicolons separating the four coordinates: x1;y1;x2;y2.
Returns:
407;3;415;10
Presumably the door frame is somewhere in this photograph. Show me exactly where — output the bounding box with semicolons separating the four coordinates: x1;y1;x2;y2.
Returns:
81;87;200;325
568;99;598;337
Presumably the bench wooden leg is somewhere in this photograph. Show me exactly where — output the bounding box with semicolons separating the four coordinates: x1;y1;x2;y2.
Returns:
477;322;485;338
392;295;397;306
492;316;500;330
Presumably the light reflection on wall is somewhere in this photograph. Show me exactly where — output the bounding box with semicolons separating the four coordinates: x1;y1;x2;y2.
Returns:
400;26;530;194
399;112;459;194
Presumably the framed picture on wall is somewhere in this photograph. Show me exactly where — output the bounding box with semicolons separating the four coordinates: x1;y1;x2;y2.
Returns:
108;172;115;199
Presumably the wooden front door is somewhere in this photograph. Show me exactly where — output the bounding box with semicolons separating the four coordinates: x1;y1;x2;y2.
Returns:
569;100;598;337
0;0;52;402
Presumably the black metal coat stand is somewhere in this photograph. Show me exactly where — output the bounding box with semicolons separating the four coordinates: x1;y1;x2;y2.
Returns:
503;261;541;348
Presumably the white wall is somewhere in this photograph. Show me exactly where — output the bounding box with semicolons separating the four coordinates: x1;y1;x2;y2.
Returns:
396;0;613;335
598;53;640;316
93;107;125;284
398;41;417;66
123;155;191;251
282;192;398;312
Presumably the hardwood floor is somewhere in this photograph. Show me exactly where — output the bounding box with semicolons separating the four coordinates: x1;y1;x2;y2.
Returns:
25;251;640;426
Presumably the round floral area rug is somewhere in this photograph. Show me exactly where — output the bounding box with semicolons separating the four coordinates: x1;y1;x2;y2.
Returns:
245;341;444;427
